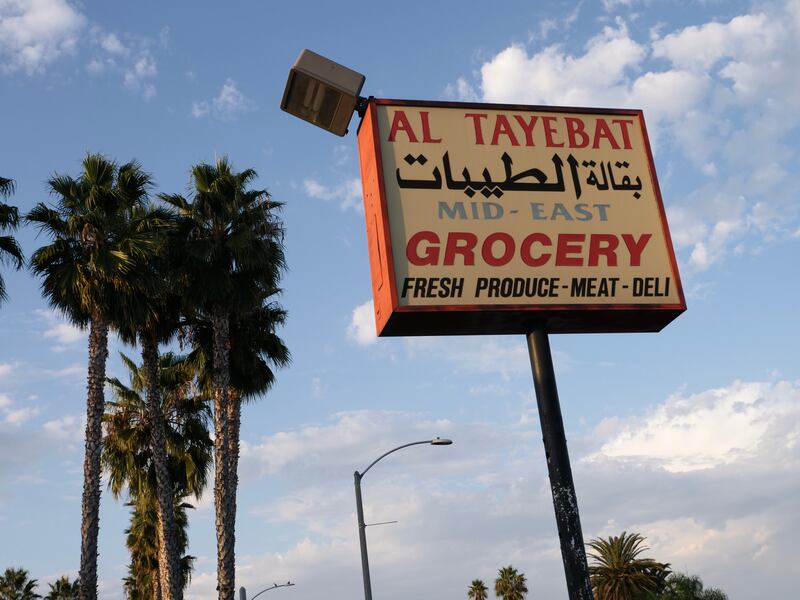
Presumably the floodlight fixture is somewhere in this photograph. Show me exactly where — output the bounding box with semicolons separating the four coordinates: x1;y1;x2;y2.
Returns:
280;49;366;137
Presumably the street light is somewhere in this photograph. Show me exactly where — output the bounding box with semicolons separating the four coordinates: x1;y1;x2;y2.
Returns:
239;582;294;600
354;437;453;600
280;49;366;136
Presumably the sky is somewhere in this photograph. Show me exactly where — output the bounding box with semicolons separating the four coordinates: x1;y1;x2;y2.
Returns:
1;0;799;598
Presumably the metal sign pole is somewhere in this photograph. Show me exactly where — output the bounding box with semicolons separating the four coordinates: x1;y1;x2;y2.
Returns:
526;328;594;600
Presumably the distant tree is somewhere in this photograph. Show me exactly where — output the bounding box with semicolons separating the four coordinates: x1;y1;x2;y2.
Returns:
44;576;79;600
0;567;40;599
122;495;195;600
467;579;488;600
103;352;212;599
494;565;528;600
588;532;670;600
650;573;728;600
0;176;24;305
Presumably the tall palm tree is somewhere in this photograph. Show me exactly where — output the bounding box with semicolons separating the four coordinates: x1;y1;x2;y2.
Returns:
0;176;24;305
161;157;286;600
103;352;212;600
26;155;153;600
187;291;290;534
0;567;40;599
43;576;79;600
467;579;488;600
110;204;187;600
588;532;670;600
495;565;528;600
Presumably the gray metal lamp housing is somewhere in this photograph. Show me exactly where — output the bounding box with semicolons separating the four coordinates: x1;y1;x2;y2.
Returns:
280;49;365;137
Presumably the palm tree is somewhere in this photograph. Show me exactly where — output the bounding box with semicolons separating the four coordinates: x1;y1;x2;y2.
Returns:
0;176;24;305
122;496;195;600
43;576;79;600
26;154;153;600
103;352;212;600
0;567;40;599
110;204;187;600
161;157;286;600
652;573;728;600
187;291;290;531
588;532;670;600
495;565;528;600
467;579;488;600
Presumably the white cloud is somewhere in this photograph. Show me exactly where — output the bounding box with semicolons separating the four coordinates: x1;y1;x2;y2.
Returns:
302;177;363;213
453;1;800;271
0;363;16;380
84;26;160;99
479;21;646;107
240;409;462;480
123;52;157;99
42;414;82;440
651;14;776;73
43;363;84;379
99;32;126;55
3;406;39;426
588;380;799;472
0;391;42;426
403;337;572;380
191;79;254;120
36;309;84;351
346;300;376;346
0;0;85;74
602;0;634;11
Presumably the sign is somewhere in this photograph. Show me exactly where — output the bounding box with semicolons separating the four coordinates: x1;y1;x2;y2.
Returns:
357;99;686;336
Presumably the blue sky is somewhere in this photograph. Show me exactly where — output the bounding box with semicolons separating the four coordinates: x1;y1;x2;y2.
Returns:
1;0;799;598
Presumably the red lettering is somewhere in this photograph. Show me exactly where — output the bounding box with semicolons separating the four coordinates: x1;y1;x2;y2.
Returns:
521;233;552;267
513;115;538;146
481;232;515;266
592;118;620;149
406;231;439;265
420;111;441;143
556;234;585;266
465;113;488;145
612;119;634;149
444;232;478;266
588;234;619;267
621;233;651;266
490;115;520;146
541;116;564;147
565;117;589;148
388;110;418;143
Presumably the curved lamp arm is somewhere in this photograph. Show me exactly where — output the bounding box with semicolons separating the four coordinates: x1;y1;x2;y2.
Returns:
358;438;452;478
250;582;295;600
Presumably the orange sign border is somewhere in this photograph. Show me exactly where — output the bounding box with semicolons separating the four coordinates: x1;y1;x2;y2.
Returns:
357;98;686;336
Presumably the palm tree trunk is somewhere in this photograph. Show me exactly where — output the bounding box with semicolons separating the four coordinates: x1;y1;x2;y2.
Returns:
212;312;235;600
226;388;241;538
154;568;163;600
79;316;109;600
141;332;183;600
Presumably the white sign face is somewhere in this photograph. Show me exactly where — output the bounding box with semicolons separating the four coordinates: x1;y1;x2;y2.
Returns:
358;100;685;335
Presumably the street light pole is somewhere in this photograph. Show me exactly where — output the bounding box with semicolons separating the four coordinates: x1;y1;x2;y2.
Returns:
353;438;453;600
354;469;372;600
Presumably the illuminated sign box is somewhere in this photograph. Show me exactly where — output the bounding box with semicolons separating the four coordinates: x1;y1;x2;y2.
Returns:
357;99;686;336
